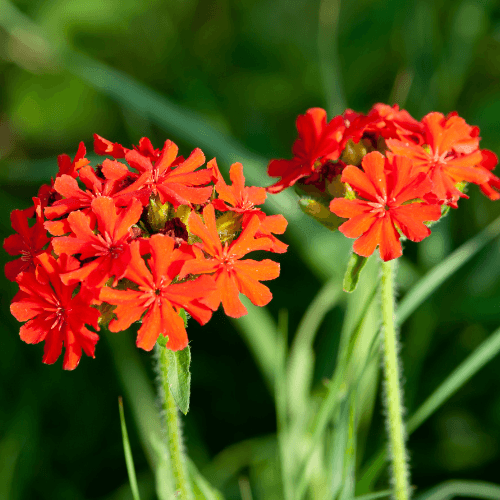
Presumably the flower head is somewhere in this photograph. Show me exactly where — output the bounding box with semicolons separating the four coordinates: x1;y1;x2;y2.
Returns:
330;152;442;261
10;253;100;370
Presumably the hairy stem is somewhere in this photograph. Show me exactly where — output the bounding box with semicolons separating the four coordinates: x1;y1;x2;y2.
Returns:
156;344;193;500
380;259;411;500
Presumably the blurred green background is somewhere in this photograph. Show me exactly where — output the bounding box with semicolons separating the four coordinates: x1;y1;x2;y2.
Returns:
1;0;500;498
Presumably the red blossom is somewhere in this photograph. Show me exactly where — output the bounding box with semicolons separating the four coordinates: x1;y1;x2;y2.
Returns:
10;253;100;370
52;197;143;287
119;140;213;207
329;152;442;261
38;142;90;209
212;160;267;213
44;164;128;236
100;234;215;351
267;108;346;193
4;200;51;281
181;204;280;317
387;112;495;206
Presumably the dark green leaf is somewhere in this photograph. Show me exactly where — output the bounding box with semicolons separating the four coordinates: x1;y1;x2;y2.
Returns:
166;345;192;415
118;397;141;500
343;253;368;292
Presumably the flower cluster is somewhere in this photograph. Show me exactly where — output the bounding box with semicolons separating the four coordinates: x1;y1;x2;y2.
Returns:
267;105;498;260
5;136;287;369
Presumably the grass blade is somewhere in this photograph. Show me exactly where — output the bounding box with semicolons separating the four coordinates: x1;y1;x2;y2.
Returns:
232;297;277;394
415;480;500;500
359;326;500;491
118;397;141;500
397;214;500;325
287;277;343;418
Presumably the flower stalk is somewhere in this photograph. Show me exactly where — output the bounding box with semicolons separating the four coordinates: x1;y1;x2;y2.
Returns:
380;259;410;500
156;344;194;500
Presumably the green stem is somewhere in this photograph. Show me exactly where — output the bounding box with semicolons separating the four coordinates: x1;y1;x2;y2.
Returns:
156;345;194;500
380;260;410;500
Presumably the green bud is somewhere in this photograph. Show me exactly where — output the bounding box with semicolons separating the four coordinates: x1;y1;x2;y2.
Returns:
340;139;368;166
299;197;345;231
216;211;243;244
147;195;173;232
326;174;346;199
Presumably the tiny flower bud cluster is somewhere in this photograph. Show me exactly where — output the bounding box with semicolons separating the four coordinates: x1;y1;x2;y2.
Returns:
267;105;499;261
5;135;287;369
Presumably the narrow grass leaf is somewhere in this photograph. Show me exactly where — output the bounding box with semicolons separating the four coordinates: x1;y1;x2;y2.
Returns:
232;297;277;394
187;459;225;500
275;310;293;500
339;393;357;500
118;397;141;500
287;277;342;418
359;326;500;490
354;491;392;500
397;214;500;325
416;480;500;500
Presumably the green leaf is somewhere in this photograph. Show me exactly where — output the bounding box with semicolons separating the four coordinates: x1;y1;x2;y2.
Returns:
156;335;169;348
166;345;192;415
343;253;369;293
397;214;500;325
359;325;500;491
187;459;225;500
118;397;141;500
415;480;500;500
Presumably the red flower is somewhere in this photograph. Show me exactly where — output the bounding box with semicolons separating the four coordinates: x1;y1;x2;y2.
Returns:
344;104;424;146
94;134;128;158
44;165;127;235
10;253;100;370
119;140;213;207
329;152;442;261
99;235;215;351
4;201;51;281
37;142;90;209
267;108;346;193
212;160;267;213
386;112;493;206
52;197;143;287
181;204;280;317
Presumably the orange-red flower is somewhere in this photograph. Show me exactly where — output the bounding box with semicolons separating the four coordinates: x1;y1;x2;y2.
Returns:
119;140;213;207
386;112;496;206
4;201;51;281
330;152;442;261
100;234;215;351
212;160;267;213
181;204;280;317
267;108;346;193
52;197;143;287
10;253;100;370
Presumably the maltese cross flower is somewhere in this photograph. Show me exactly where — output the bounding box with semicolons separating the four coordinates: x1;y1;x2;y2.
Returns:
100;234;215;352
10;253;100;370
330;152;442;261
386;112;493;206
4;201;51;281
267;108;345;193
52;197;143;287
120;140;213;207
181;204;280;317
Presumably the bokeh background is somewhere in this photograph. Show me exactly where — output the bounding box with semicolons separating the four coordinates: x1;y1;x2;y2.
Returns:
1;0;500;498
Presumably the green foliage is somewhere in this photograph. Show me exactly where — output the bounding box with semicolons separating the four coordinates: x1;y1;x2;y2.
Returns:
164;345;192;416
2;0;500;498
343;253;369;293
118;398;141;500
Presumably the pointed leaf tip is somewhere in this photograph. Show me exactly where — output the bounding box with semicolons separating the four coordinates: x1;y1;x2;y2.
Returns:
166;345;191;415
343;253;368;292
